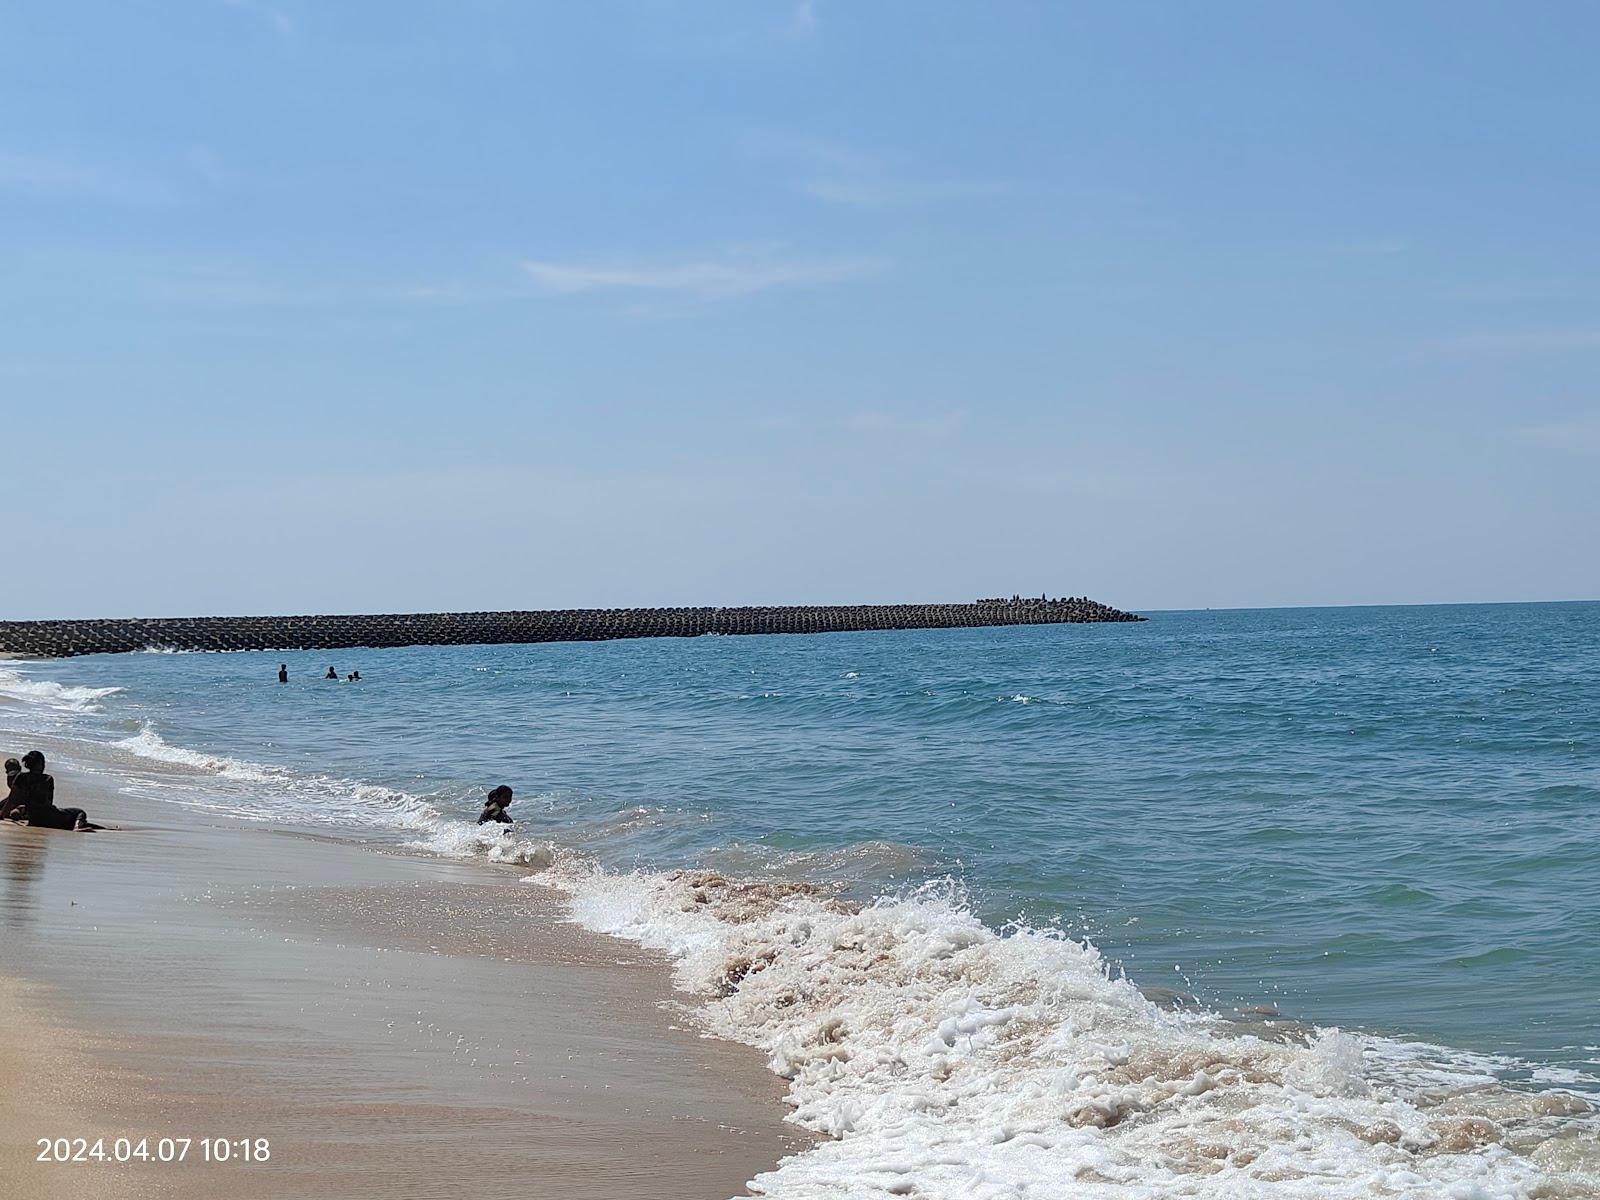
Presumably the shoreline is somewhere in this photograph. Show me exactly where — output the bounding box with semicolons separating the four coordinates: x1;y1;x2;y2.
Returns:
1;764;805;1199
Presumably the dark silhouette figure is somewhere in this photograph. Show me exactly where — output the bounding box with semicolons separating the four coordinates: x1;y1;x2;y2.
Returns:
278;664;288;684
346;671;360;682
325;666;338;680
12;751;99;832
0;758;23;821
477;785;514;826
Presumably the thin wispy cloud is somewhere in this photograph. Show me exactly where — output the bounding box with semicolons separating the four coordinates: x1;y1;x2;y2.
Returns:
187;145;229;186
143;277;296;306
138;270;497;308
1444;330;1600;354
846;410;968;438
1516;413;1600;455
758;135;1010;208
629;3;823;59
804;175;1011;207
0;151;169;202
522;248;881;301
1330;237;1409;258
222;0;294;37
1436;284;1571;304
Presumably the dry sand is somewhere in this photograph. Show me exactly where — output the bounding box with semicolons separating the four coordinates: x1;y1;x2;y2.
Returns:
0;763;805;1199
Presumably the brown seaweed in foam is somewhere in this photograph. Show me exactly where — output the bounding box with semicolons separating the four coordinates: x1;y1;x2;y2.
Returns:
1099;1044;1288;1091
663;869;852;924
1429;1115;1505;1152
716;948;779;997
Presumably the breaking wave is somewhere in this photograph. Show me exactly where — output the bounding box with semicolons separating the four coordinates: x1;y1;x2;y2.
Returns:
108;724;440;831
540;866;1600;1199
0;667;123;713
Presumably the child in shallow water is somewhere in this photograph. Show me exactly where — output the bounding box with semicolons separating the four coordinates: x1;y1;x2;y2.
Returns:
477;785;514;826
1;758;23;821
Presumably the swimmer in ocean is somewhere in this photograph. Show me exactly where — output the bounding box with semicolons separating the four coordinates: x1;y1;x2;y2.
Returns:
477;785;514;826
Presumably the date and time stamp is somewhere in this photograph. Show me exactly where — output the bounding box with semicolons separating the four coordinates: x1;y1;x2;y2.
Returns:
34;1136;272;1166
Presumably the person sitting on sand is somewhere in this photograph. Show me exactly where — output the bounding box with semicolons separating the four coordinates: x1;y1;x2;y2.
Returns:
11;751;99;832
477;785;514;826
0;757;24;821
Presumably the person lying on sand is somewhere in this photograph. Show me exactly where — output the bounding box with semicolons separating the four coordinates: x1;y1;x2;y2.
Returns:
10;751;101;832
477;785;514;826
0;757;24;821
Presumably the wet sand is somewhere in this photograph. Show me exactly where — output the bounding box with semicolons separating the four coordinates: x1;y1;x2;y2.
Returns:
0;764;804;1199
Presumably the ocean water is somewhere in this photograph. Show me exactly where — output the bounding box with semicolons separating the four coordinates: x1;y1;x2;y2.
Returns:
5;602;1599;1197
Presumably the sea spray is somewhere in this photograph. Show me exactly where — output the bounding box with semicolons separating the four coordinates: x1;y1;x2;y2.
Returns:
408;818;564;869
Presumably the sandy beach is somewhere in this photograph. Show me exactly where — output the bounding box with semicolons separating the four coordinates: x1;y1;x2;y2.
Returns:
0;756;804;1199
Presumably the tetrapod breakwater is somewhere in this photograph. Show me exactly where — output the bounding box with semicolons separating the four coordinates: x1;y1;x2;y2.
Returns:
0;597;1145;658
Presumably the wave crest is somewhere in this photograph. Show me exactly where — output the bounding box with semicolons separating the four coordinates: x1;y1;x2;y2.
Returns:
0;667;123;713
109;725;439;831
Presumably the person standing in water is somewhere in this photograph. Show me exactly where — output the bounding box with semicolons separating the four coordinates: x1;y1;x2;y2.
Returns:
278;664;288;684
325;666;338;680
11;751;98;831
477;786;514;825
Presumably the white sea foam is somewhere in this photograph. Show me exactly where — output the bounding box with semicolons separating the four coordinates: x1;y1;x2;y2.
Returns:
0;667;123;713
406;818;563;869
114;725;275;781
108;725;440;831
538;866;1599;1199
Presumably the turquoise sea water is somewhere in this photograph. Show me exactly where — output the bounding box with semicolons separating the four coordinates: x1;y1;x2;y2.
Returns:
5;601;1598;1096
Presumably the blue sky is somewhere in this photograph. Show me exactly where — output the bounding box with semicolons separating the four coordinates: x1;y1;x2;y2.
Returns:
4;1;1597;618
